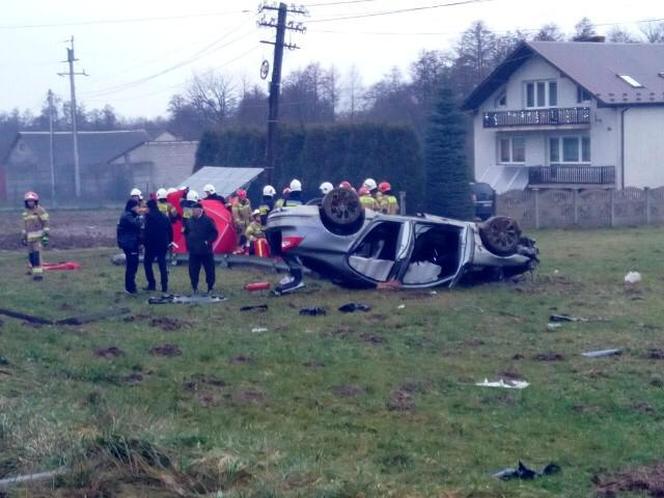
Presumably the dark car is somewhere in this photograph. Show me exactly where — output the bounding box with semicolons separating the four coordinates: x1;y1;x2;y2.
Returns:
470;182;496;221
266;188;538;289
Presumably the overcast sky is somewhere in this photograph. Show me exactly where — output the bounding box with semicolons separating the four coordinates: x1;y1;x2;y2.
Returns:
1;0;661;119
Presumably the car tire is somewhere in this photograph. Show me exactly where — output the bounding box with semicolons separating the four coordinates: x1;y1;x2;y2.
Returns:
478;216;521;256
319;187;365;236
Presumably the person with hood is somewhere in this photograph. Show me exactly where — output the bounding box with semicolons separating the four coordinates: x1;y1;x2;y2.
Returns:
117;199;143;294
143;199;173;293
184;200;220;295
21;191;49;280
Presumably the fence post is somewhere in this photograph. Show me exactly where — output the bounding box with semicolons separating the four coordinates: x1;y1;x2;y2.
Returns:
609;189;615;228
534;188;540;229
645;187;651;225
398;191;406;215
573;189;579;226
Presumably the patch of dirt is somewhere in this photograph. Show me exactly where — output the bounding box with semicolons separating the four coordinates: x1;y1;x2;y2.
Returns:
644;348;664;360
231;388;265;404
481;392;518;406
512;353;525;360
324;325;355;339
302;360;325;369
331;384;366;398
534;352;566;362
94;346;125;359
122;313;150;323
593;461;664;497
572;404;602;414
183;374;227;392
150;317;190;332
386;389;416;412
360;332;387;345
149;344;182;357
229;355;254;365
196;392;223;408
498;369;523;380
398;379;431;394
123;373;144;385
632;401;656;415
464;338;485;347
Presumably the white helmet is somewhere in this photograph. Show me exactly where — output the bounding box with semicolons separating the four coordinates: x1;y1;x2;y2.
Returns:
203;184;216;196
156;188;168;200
167;188;177;195
186;190;200;202
130;188;142;198
252;209;261;216
289;178;302;192
319;182;334;195
263;185;276;197
363;178;377;191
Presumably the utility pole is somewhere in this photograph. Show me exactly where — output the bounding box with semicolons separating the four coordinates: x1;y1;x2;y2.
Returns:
57;37;88;198
47;89;56;206
258;2;307;185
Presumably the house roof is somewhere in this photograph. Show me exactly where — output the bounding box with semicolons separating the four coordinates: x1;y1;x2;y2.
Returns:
181;166;265;198
5;129;150;166
462;41;664;110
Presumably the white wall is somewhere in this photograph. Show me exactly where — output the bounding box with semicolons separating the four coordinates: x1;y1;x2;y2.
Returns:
624;106;664;188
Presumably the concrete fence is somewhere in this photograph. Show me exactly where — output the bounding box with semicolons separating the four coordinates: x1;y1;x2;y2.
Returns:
497;187;664;229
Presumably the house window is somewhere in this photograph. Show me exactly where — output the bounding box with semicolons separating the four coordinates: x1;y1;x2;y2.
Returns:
498;136;526;164
525;80;558;108
495;91;507;107
549;136;590;164
577;86;592;103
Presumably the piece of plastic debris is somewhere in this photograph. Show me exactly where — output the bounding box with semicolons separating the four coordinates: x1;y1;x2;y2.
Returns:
550;313;587;322
476;378;529;389
148;294;227;305
244;281;271;292
397;304;406;310
492;461;561;481
624;271;642;285
338;303;372;313
240;304;268;312
581;348;622;358
546;322;563;331
553;269;560;275
43;261;81;271
429;290;438;295
299;307;327;316
251;327;268;333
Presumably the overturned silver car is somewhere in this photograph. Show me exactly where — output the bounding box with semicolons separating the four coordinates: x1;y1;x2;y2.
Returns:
265;188;538;290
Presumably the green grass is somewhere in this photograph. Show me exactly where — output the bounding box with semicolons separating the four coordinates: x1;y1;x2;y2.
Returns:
0;228;663;497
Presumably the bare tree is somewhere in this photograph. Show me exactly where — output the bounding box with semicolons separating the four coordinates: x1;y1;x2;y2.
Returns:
533;23;564;41
185;70;237;125
608;27;641;43
571;17;597;41
641;21;664;43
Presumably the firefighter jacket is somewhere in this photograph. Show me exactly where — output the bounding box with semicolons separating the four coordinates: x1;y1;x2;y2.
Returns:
232;200;252;231
380;194;399;215
245;221;265;242
359;195;378;211
22;206;49;242
157;200;178;222
258;197;274;225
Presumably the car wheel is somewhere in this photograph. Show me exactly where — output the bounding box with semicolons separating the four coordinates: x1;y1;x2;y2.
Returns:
320;187;365;236
479;216;521;256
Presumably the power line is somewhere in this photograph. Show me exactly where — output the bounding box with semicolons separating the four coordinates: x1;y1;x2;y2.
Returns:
308;0;497;23
303;0;382;6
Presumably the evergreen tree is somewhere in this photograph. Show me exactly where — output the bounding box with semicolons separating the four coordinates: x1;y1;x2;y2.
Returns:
424;87;473;219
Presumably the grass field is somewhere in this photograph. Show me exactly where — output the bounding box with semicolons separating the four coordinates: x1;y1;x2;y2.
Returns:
0;228;663;497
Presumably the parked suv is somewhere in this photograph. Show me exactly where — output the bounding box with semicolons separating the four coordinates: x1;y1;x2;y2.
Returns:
470;182;496;221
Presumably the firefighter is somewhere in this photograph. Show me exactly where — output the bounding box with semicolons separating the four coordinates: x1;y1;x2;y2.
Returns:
155;188;178;222
231;188;252;244
339;180;356;193
284;179;303;206
244;209;265;254
363;178;383;207
378;181;400;215
203;184;226;205
259;185;276;225
181;189;198;220
21;191;49;280
358;186;378;210
319;181;334;196
275;187;290;209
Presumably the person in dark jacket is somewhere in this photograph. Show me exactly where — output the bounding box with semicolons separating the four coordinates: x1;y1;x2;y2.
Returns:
117;199;142;294
184;202;220;295
143;199;173;292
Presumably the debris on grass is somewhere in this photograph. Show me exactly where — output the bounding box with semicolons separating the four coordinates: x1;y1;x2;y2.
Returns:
593;461;664;497
476;378;529;389
397;304;406;310
644;348;664;360
493;461;561;481
244;281;271;292
0;467;67;493
331;384;366;397
232;389;265;405
360;332;387;345
93;346;125;359
123;372;144;385
149;344;182;357
338;303;371;313
148;294;227;305
546;322;563;331
386;389;416;412
550;313;588;322
582;348;622;358
0;355;9;366
251;327;268;333
534;352;565;362
149;316;190;331
299;307;327;316
229;355;254;365
240;304;268;312
183;374;227;392
303;360;325;369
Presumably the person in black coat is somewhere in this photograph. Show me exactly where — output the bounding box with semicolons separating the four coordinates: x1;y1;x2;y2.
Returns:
117;199;142;294
143;199;173;292
184;202;220;295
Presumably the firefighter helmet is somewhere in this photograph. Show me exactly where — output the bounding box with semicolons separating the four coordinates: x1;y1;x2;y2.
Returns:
339;180;352;190
236;188;247;199
378;181;392;193
24;191;39;202
203;184;216;195
363;178;377;191
186;190;200;202
289;179;302;192
156;188;168;199
263;185;276;197
319;181;334;195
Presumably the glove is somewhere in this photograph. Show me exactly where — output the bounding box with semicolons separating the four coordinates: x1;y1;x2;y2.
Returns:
41;235;49;247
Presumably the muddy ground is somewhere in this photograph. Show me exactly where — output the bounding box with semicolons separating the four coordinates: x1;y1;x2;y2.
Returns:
0;209;118;250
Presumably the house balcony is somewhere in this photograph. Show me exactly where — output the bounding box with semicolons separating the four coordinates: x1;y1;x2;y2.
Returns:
528;165;615;188
483;107;591;129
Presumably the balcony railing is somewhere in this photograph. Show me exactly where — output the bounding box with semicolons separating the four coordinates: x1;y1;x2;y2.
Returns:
483;107;591;128
528;165;615;186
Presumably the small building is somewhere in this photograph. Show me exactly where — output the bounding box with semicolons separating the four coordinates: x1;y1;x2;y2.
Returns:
462;41;664;192
1;130;198;204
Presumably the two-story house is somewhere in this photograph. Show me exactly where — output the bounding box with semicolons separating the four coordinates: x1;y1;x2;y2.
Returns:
462;41;664;193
